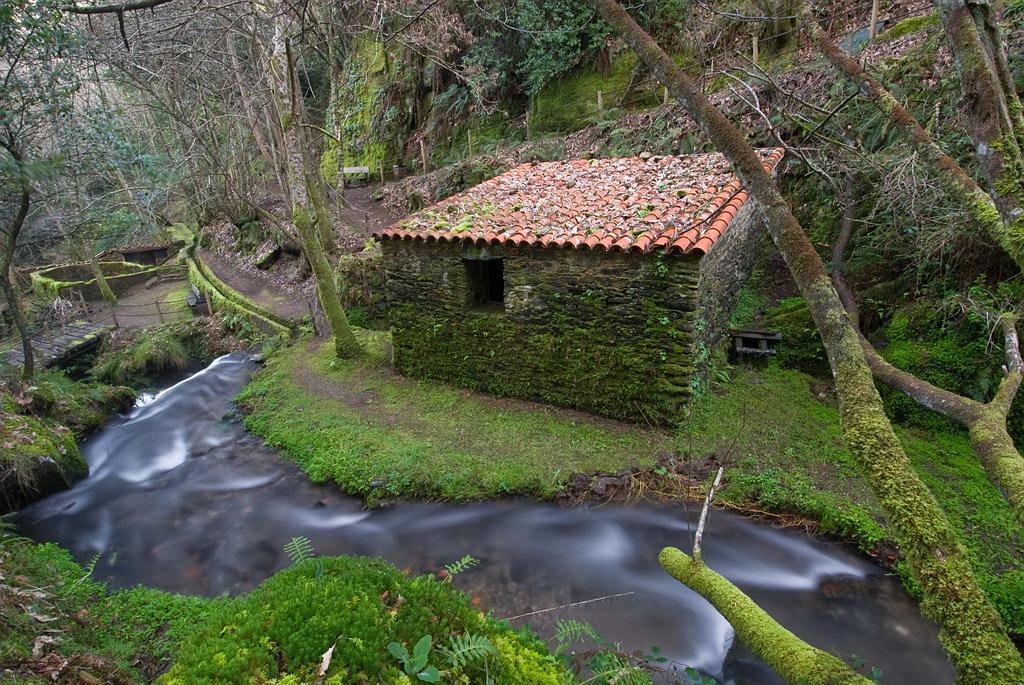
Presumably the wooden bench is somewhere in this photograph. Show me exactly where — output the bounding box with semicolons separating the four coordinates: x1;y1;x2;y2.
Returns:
729;328;782;359
342;166;371;187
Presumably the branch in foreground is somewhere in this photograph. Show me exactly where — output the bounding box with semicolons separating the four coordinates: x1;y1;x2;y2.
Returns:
659;548;872;685
65;0;175;14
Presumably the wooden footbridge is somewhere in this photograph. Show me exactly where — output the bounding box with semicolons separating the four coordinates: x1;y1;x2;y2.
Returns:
0;320;113;370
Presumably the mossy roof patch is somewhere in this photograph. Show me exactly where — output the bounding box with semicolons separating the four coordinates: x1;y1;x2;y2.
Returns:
376;148;784;255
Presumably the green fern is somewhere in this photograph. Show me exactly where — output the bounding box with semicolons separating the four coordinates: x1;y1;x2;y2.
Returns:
554;619;602;649
0;514;28;547
440;633;497;668
71;553;102;589
443;554;479;576
283;536;315;565
587;652;652;685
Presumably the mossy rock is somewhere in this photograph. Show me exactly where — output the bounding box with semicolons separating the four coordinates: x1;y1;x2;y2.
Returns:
0;407;85;512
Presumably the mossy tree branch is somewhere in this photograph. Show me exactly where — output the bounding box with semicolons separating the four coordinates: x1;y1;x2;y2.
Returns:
829;181;1024;520
800;3;1024;271
659;548;872;685
587;0;1024;679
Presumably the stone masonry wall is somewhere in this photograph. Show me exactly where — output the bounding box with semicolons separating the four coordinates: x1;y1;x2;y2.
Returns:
381;240;701;424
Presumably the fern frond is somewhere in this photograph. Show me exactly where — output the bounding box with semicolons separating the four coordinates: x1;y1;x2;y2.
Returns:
440;634;496;668
588;652;652;685
443;554;479;576
283;536;315;564
554;619;602;648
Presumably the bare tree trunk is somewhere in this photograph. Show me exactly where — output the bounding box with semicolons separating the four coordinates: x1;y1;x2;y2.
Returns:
267;5;359;358
587;0;1024;679
227;27;283;194
802;4;1024;271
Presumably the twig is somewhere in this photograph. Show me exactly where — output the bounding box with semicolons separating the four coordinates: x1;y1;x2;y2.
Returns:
692;466;723;562
502;592;635;621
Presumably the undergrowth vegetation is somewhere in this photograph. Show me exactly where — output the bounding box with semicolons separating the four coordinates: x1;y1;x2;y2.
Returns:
90;318;238;387
0;530;605;684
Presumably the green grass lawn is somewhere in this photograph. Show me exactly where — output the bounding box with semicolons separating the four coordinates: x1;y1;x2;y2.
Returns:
237;332;673;501
239;330;1024;633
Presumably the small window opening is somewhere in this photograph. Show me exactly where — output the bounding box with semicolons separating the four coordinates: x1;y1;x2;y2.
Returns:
465;258;504;306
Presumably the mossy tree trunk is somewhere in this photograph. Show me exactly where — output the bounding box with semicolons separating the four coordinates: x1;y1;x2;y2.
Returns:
932;0;1024;234
267;6;360;358
89;254;117;305
0;143;34;380
855;315;1024;521
801;3;1024;271
659;548;872;685
587;0;1024;680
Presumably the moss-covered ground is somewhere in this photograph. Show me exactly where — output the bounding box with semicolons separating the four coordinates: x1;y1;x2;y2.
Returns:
0;369;134;512
237;332;673;501
239;330;1024;635
0;536;571;684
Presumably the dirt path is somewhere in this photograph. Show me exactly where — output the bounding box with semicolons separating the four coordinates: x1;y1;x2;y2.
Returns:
105;279;192;328
333;184;401;247
198;248;310;321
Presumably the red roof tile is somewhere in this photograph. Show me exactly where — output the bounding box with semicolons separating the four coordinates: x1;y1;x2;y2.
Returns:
374;148;784;255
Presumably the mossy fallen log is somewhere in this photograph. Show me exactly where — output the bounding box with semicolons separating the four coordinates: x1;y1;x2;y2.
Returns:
658;547;872;685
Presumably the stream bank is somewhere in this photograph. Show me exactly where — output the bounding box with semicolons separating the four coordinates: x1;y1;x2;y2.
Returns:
13;352;955;683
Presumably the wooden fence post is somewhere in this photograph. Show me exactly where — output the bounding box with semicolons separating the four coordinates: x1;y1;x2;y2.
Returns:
752;34;759;65
110;302;120;328
156;300;165;323
467;129;474;157
663;85;669;105
379;160;385;185
205;290;214;317
597;89;604;112
525;109;531;139
869;0;880;40
420;139;429;173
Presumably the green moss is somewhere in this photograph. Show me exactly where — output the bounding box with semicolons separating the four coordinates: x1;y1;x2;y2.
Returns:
187;258;293;338
682;364;1024;635
160;556;570;684
1;369;134;509
237;332;673;502
531;54;657;132
322;39;395;174
764;297;830;374
3;537;566;684
89;317;232;387
879;12;939;41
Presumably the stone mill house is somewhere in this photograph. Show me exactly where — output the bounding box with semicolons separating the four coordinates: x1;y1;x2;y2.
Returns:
373;148;785;425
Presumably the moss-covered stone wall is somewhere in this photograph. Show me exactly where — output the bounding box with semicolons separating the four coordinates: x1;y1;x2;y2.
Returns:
381;240;700;424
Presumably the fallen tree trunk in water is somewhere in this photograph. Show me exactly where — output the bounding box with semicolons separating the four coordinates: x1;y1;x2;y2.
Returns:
659;548;872;685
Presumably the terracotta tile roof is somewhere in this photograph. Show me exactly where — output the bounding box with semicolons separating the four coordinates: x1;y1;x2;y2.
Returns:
375;148;784;255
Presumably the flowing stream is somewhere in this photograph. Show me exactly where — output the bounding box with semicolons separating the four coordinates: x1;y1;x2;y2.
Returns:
17;354;954;683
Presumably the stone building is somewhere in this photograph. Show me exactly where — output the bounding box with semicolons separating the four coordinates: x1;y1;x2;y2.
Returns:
373;148;784;424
